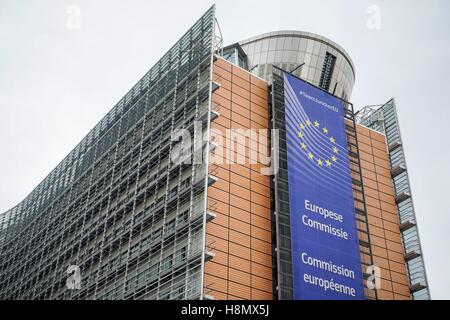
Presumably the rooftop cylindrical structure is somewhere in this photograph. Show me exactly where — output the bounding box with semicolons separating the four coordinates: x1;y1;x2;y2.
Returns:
238;31;355;100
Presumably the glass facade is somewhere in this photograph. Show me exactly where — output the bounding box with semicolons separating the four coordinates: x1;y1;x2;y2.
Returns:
0;6;216;300
222;43;249;70
356;99;430;300
238;31;355;100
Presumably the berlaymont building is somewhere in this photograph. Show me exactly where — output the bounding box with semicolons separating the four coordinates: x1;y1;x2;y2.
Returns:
0;5;429;300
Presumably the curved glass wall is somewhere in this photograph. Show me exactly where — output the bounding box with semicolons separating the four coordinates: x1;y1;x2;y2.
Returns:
238;31;356;100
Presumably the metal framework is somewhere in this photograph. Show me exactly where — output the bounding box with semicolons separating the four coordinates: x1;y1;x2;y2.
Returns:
270;66;377;300
213;18;223;57
356;100;430;300
0;5;216;300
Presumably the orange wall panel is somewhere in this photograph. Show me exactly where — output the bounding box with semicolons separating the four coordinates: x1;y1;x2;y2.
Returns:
204;57;272;300
357;125;411;300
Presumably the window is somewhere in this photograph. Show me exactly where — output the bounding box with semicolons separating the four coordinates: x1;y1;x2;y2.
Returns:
141;234;151;247
223;50;236;65
161;255;173;272
130;243;140;256
172;285;185;300
175;246;187;265
159;291;171;300
152;228;162;242
165;219;176;234
148;263;159;280
156;195;165;205
169;186;178;199
319;52;337;91
178;210;189;224
182;176;191;189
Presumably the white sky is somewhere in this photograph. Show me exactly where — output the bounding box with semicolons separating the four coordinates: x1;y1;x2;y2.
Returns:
0;0;449;299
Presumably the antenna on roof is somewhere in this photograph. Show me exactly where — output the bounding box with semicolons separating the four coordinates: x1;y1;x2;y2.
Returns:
332;82;338;95
289;62;305;74
249;64;259;73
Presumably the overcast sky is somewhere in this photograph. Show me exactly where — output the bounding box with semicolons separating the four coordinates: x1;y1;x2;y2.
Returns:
0;0;449;299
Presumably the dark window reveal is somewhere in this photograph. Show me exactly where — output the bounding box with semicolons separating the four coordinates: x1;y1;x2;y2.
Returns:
319;52;337;91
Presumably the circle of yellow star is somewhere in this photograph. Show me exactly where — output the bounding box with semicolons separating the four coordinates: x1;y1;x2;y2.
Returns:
296;119;339;168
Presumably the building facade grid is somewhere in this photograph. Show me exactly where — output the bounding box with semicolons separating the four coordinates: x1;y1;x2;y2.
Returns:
0;6;216;300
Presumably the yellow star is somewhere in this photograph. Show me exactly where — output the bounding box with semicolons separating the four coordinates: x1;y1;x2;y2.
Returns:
308;152;314;160
326;160;332;167
331;156;337;162
330;137;335;143
299;123;305;130
314;120;320;127
300;142;307;150
317;159;323;166
333;147;339;154
323;127;328;134
297;131;304;139
306;120;311;126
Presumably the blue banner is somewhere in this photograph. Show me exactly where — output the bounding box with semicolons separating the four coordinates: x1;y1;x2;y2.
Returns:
283;73;364;300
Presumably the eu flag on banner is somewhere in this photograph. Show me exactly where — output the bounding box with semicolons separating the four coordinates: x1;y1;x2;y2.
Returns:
284;73;365;300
